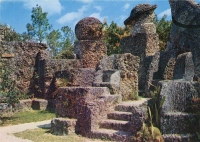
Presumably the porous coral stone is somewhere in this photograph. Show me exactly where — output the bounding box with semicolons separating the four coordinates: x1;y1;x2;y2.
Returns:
75;17;103;40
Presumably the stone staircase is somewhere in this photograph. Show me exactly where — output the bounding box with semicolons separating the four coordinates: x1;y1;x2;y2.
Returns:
91;98;149;142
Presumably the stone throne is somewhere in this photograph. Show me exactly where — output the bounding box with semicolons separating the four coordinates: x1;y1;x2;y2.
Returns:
157;0;200;141
50;17;149;142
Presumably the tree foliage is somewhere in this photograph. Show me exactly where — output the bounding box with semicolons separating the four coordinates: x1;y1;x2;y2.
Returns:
0;24;22;42
103;21;130;55
154;15;172;51
0;61;21;111
26;5;52;43
47;29;62;57
46;26;76;59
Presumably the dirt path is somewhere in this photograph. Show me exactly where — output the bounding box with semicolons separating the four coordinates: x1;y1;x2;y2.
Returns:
0;120;51;142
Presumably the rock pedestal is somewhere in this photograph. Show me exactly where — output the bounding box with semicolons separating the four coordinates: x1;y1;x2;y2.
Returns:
74;17;107;69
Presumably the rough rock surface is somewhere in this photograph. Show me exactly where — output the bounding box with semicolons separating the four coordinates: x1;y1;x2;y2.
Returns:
75;17;103;40
46;68;95;99
154;51;176;80
97;53;140;100
168;0;200;79
36;51;83;98
159;80;198;112
120;33;159;57
51;118;76;135
74;40;107;68
139;52;160;95
55;87;120;136
173;52;194;81
0;41;47;96
93;69;121;95
158;80;199;138
122;4;159;96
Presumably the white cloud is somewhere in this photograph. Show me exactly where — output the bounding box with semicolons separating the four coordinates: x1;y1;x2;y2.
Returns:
57;5;87;24
77;0;93;3
89;13;108;23
158;8;171;18
119;15;127;22
23;0;62;15
123;3;130;11
94;6;102;11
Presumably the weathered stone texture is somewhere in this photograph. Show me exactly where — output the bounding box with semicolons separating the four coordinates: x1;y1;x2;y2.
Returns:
46;68;95;99
173;52;194;81
124;4;157;26
67;68;96;87
74;40;107;68
31;99;48;110
115;98;149;135
36;56;83;98
154;51;176;80
97;53;140;100
55;87;120;136
56;87;111;118
159;80;199;137
51;118;76;135
130;12;156;35
120;34;160;95
159;80;198;112
120;33;159;57
138;52;160;95
75;17;103;40
0;42;47;96
160;112;197;134
93;70;121;95
168;0;200;79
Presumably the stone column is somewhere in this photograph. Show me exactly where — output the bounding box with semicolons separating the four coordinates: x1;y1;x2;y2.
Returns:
121;4;160;96
74;17;107;69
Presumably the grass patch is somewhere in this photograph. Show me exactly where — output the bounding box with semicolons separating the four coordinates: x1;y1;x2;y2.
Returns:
0;110;55;126
14;128;111;142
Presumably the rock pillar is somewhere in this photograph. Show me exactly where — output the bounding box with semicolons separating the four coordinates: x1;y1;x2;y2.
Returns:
74;17;107;68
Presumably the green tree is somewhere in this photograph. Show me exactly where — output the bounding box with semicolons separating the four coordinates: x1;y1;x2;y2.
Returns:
154;15;172;51
103;21;130;55
26;5;52;43
21;32;31;42
0;61;21;116
0;24;22;42
47;29;61;57
56;26;76;59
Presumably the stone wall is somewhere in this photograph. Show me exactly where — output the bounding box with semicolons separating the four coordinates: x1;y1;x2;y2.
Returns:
0;41;47;96
35;52;83;98
0;98;56;114
97;53;140;100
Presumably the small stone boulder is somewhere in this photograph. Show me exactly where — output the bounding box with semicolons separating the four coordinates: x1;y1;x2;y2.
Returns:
51;118;76;135
75;17;103;40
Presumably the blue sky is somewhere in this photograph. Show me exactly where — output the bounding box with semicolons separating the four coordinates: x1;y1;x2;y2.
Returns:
0;0;174;34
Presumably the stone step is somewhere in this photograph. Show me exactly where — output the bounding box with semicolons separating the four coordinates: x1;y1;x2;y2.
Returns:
115;98;149;112
91;128;131;142
107;111;132;121
100;119;131;131
163;134;196;142
160;112;197;134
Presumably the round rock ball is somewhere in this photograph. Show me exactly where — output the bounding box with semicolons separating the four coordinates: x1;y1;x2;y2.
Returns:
75;17;103;40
